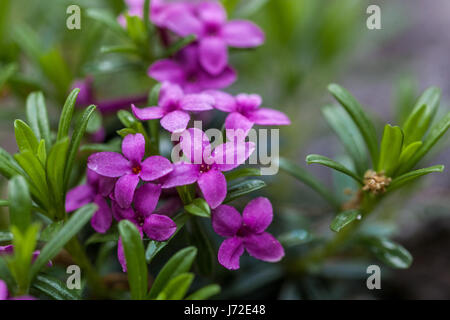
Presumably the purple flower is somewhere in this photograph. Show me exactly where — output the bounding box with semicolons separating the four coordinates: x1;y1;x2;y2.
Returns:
211;197;284;270
148;44;236;93
113;184;177;271
71;77;94;107
0;280;35;300
163;1;264;75
131;82;214;133
87;133;173;209
160;128;255;208
0;245;52;267
207;91;291;135
65;169;116;233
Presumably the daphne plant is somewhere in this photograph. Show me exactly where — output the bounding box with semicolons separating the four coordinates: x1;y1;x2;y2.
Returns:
281;83;449;271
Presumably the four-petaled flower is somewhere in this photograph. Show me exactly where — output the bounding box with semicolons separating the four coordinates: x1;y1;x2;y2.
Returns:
211;197;284;270
132;81;214;133
163;1;264;75
160;128;255;209
65;169;115;233
149;45;236;93
88;133;173;209
208;91;291;136
114;184;177;271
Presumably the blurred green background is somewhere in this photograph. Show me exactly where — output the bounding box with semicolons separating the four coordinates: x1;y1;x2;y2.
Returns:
0;0;449;299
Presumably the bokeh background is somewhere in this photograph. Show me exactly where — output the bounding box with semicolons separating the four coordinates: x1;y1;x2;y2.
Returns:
0;0;449;299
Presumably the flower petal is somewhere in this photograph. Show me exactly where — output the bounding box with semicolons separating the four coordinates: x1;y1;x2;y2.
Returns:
112;201;136;221
160;162;200;189
114;174;140;208
212;141;256;172
197;1;227;25
180;93;215;111
224;112;254;137
197;169;227;209
134;183;161;217
143;214;176;241
199;37;228;76
159;82;184;110
246;108;291;126
164;7;202;37
201;65;237;90
91;195;113;233
98;176;116;197
160;110;191;133
140;156;173;181
65;185;94;212
0;280;8;300
212;204;242;237
88;152;130;177
132;104;165;121
235;93;262;112
122;133;145;164
218;237;244;270
205;90;236;112
148;59;185;84
180;127;212;164
242;197;273;234
244;232;284;262
223;20;265;47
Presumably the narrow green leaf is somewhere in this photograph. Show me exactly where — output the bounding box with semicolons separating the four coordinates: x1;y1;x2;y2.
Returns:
64;105;96;188
148;246;197;299
330;210;360;232
30;203;97;279
398;111;450;174
398;141;422;168
118;220;148;300
46;138;70;209
0;147;25;179
378;125;403;176
57;88;80;141
188;218;215;276
86;9;128;37
388;165;444;191
155;273;193;300
184;198;211;218
365;237;413;269
148;83;162;106
39;221;64;242
14;119;39;153
279;157;340;209
224;179;267;203
25;92;52;151
146;213;188;263
37;139;47;165
306;154;363;185
32;274;80;300
85;230;119;245
328;83;379;167
100;45;139;55
186;284;221;300
403;86;441;145
225;167;261;182
322;105;368;175
8;175;32;233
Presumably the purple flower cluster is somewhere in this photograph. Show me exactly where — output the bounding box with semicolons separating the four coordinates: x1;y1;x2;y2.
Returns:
65;0;290;271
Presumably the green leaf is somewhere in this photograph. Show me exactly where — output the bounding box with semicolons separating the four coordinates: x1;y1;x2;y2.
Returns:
148;83;162;106
365;237;413;269
378;125;403;176
64;105;96;188
86;9;128;37
225;167;261;182
118;220;148;300
46;138;70;212
39;221;64;242
306;154;363;185
188;218;215;276
0;63;17;90
86;228;119;245
100;45;139;55
117;128;137;138
330;210;360;232
125;15;146;44
164;35;197;57
155;273;193;300
57;88;80;141
148;246;197;299
398;111;450;174
184;198;211;218
186;284;221;300
0;148;24;179
32;274;80;300
25;92;52;151
80;143;121;153
8;175;32;233
30;203;97;279
398;141;422;168
328;84;379;167
118;110;137;128
402;86;441;145
388;165;444;191
145;213;189;263
14;119;39;153
37;139;47;165
322;105;368;175
224;179;267;203
86;109;103;134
